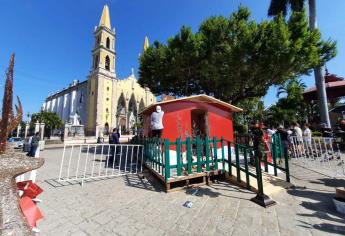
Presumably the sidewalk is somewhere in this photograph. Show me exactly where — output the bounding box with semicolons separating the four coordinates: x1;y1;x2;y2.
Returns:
36;148;345;235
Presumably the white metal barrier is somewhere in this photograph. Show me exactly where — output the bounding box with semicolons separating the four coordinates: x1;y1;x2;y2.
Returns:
290;136;345;177
58;144;144;185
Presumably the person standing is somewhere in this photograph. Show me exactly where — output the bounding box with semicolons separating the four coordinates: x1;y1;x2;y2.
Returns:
293;122;303;153
320;123;332;138
303;123;312;155
108;128;119;167
28;132;40;157
250;122;264;164
151;105;164;138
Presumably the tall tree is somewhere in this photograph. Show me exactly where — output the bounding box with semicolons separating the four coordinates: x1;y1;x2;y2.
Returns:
0;54;23;153
31;111;63;137
268;0;332;127
139;6;336;105
264;78;307;126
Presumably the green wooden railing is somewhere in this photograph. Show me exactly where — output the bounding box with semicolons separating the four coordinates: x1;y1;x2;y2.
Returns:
262;133;290;183
134;134;289;206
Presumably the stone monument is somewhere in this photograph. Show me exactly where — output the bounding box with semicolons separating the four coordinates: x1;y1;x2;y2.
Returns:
129;111;136;134
63;112;85;139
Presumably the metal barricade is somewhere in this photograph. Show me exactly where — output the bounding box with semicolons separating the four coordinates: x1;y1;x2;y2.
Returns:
290;136;345;177
58;144;144;185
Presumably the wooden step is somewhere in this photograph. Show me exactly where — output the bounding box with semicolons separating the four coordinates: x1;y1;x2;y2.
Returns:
227;166;293;196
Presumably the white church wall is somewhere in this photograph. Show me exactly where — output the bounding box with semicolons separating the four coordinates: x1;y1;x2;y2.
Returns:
47;100;52;112
62;93;71;122
57;96;63;118
76;84;88;125
51;98;56;113
70;90;77;116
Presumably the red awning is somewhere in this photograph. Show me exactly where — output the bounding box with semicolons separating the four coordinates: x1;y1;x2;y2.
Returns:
303;81;345;101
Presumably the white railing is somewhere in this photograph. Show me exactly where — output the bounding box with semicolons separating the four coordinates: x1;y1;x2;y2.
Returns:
290;136;345;177
58;144;144;185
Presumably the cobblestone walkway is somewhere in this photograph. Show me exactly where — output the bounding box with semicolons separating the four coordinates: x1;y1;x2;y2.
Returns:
36;149;345;236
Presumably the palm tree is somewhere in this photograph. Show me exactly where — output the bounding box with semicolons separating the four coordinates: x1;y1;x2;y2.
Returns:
277;78;306;99
268;0;331;127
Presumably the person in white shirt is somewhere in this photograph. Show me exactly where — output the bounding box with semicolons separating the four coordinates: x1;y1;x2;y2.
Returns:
151;105;164;138
267;127;276;136
303;123;312;143
293;122;303;152
303;123;312;155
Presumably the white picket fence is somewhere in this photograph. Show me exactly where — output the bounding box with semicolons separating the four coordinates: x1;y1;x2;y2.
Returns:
290;136;345;177
58;144;144;185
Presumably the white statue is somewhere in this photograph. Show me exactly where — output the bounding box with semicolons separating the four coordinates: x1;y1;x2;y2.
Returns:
129;112;136;128
70;113;80;125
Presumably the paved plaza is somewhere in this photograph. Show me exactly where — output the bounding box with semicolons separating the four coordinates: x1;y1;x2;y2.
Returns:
36;147;345;236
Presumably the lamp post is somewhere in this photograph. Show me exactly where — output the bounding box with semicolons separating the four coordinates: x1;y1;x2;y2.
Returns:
24;112;31;138
26;112;31;124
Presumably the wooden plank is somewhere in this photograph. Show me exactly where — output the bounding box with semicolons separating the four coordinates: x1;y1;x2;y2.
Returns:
167;172;206;183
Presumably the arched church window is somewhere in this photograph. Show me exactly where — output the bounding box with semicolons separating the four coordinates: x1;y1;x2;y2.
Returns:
79;93;83;103
97;35;101;45
94;55;99;69
106;37;110;49
105;56;110;71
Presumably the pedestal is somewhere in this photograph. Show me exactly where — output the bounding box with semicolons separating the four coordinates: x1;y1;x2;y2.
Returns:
24;123;29;138
63;124;85;140
34;122;40;133
39;123;45;140
251;194;276;208
16;125;21;137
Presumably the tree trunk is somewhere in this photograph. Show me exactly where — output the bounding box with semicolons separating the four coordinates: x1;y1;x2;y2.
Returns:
309;0;331;127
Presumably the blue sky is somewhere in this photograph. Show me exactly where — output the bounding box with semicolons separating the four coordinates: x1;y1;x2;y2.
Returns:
0;0;344;116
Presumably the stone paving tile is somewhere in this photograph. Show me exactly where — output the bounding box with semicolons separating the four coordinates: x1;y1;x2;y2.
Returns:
35;148;345;236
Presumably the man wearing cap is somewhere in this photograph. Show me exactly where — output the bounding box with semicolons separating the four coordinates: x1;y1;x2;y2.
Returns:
151;105;164;138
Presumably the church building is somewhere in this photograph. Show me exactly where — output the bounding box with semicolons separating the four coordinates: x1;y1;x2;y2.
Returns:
42;5;156;136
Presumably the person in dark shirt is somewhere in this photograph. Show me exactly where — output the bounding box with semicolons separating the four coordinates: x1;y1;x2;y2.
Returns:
28;132;40;157
250;122;264;163
109;128;120;144
320;123;332;138
108;128;120;167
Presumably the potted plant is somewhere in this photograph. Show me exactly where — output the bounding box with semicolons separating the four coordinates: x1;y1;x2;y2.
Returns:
0;54;44;235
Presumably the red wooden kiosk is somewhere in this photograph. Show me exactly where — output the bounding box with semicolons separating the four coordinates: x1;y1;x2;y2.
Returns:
141;94;242;142
140;95;243;191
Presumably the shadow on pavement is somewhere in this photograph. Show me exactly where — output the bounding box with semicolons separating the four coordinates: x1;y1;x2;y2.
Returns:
298;220;345;235
287;180;345;235
44;175;125;188
123;171;164;192
309;178;345;188
184;181;254;201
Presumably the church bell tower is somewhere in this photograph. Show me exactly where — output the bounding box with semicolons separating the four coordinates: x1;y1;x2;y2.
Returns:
86;4;116;135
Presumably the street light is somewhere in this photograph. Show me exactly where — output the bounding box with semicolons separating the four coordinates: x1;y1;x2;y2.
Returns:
26;112;31;124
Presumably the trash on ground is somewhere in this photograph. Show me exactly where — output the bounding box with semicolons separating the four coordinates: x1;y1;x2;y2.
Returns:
183;201;193;208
